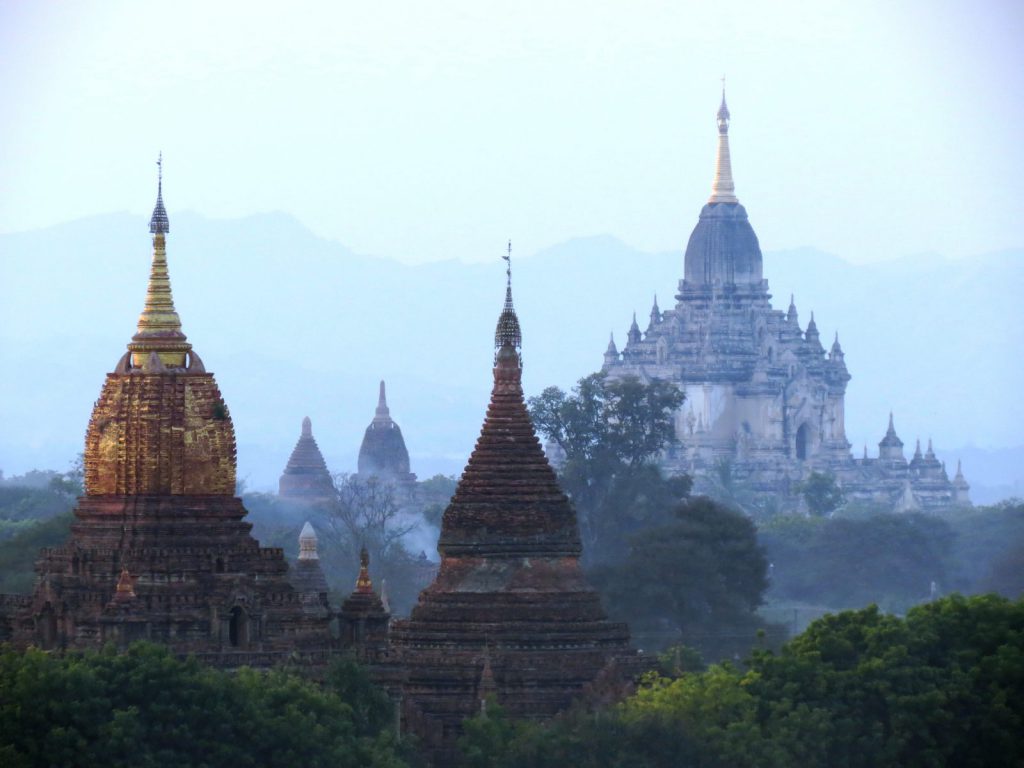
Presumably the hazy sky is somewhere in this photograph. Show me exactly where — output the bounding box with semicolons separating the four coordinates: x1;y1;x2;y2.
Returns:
1;1;1022;264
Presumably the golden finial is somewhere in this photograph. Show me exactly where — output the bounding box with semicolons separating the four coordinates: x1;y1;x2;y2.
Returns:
355;546;374;593
709;84;738;204
129;155;191;368
114;566;136;601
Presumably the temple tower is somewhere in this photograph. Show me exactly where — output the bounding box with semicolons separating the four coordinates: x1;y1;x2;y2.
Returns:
390;253;636;759
357;381;416;483
338;546;391;663
600;91;964;511
9;162;331;656
279;417;335;502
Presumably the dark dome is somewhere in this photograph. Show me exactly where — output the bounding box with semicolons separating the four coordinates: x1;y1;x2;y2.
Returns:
357;422;411;478
683;202;763;287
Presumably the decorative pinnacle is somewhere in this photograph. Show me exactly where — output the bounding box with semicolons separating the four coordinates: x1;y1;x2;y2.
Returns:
114;566;136;601
298;521;319;561
356;546;373;593
131;156;190;368
494;239;522;355
301;416;312;437
709;85;738;204
374;380;391;422
149;152;169;235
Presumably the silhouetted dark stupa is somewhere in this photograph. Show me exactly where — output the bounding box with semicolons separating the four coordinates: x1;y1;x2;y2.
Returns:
357;381;416;483
389;251;636;759
279;417;334;502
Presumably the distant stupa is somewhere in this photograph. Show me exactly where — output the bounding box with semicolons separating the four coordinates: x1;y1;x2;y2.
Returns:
357;380;415;483
279;416;335;502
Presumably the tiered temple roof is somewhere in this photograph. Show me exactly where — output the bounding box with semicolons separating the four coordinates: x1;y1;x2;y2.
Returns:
601;93;967;511
279;417;335;501
389;257;636;760
0;163;331;656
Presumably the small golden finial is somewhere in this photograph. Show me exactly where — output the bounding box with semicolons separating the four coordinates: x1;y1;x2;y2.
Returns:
114;566;136;601
355;545;374;593
131;155;190;367
709;82;738;204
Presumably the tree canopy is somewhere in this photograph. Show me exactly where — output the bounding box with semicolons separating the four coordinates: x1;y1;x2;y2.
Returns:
0;643;406;768
590;496;772;658
455;594;1024;768
528;373;688;563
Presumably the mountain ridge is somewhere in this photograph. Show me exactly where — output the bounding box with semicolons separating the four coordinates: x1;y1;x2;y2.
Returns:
2;213;1021;500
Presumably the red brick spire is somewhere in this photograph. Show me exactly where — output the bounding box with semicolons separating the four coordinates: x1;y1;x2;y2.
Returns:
437;252;582;559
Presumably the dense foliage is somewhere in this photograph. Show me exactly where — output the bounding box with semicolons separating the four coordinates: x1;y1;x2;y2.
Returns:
760;512;955;613
528;373;688;563
590;496;773;658
0;513;73;594
456;594;1024;768
0;644;406;768
797;471;845;516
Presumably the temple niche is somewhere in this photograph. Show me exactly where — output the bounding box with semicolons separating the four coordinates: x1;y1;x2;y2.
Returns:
279;416;335;503
389;265;638;761
602;94;970;513
0;166;332;658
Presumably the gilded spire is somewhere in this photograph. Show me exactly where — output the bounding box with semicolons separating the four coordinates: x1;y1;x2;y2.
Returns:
495;240;522;359
708;85;739;204
129;155;191;368
114;566;136;601
355;546;374;593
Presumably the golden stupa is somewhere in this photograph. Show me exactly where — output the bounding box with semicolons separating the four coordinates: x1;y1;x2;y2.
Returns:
83;156;236;495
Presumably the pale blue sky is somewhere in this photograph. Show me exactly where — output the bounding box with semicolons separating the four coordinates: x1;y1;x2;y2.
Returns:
1;0;1022;264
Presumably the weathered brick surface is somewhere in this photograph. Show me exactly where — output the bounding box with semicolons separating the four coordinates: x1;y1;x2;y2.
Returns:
390;340;637;759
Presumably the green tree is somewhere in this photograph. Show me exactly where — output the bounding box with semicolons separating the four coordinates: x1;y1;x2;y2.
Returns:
0;642;407;768
454;595;1024;768
589;496;771;658
798;471;844;516
528;373;688;563
530;373;683;469
0;512;72;593
760;512;955;613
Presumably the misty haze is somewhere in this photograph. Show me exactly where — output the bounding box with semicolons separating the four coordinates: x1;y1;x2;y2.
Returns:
1;2;1022;766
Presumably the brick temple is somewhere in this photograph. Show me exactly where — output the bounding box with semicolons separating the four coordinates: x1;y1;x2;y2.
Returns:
0;165;332;656
279;416;335;502
389;256;637;758
0;170;641;759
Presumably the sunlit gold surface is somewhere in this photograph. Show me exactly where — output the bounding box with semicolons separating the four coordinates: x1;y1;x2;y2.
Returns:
84;372;237;495
129;233;191;367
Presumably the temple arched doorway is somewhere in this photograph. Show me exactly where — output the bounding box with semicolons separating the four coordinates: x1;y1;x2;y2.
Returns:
37;603;58;650
796;423;810;461
229;606;249;648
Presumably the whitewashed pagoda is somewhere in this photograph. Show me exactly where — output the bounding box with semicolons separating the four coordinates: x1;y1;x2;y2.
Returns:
602;92;969;512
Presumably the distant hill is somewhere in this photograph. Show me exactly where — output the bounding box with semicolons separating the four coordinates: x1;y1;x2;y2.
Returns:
1;212;1022;496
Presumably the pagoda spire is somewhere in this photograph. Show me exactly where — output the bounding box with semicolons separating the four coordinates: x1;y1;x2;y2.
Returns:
374;380;391;422
355;546;374;594
495;240;522;362
708;84;739;204
130;154;190;368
